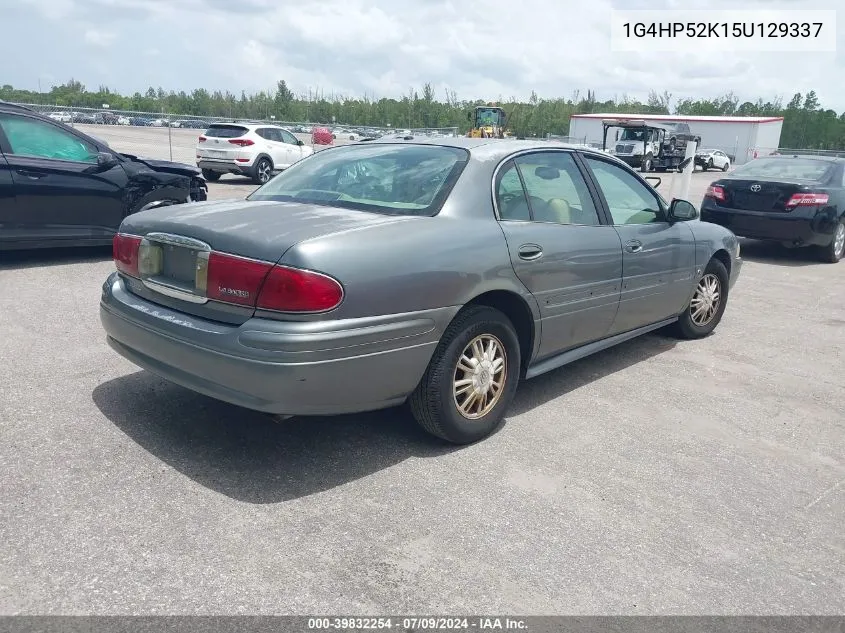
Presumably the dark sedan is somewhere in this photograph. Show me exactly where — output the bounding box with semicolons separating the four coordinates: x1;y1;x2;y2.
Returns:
100;138;741;444
0;102;207;250
701;155;845;263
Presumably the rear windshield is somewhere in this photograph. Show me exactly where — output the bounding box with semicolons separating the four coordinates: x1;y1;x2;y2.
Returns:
203;125;248;138
247;144;470;216
732;157;833;181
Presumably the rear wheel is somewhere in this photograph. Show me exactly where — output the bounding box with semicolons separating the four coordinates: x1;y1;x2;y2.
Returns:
409;306;521;444
820;220;845;263
201;169;220;182
722;161;730;172
671;258;729;339
252;157;273;185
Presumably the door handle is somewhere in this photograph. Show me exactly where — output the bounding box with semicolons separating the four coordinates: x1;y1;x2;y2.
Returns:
518;244;543;261
624;240;643;253
15;169;47;180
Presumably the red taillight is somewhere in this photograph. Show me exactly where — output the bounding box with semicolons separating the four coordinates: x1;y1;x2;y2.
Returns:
113;233;141;277
705;184;726;202
198;135;207;142
785;192;829;208
257;266;344;313
205;252;273;307
228;138;255;147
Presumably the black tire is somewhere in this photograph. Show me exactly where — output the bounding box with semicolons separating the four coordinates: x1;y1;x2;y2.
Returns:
671;258;730;339
722;161;730;172
201;169;220;182
409;305;521;444
707;158;714;171
640;154;653;172
252;157;273;185
819;219;845;263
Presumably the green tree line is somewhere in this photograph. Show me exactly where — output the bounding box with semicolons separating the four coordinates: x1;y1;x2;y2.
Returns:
2;79;844;149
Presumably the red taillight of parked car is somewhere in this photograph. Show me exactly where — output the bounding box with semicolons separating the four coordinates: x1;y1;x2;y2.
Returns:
784;192;829;208
228;138;255;147
705;184;726;202
113;233;142;277
198;135;207;142
256;265;344;313
203;252;344;312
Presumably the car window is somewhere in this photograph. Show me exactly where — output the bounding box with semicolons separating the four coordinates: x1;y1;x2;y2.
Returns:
0;114;98;163
279;130;298;145
584;156;663;225
248;143;469;216
515;152;601;225
255;128;271;140
495;161;530;221
204;125;248;138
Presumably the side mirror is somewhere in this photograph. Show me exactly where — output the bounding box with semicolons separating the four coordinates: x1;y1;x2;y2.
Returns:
668;198;698;222
97;152;118;169
297;140;304;146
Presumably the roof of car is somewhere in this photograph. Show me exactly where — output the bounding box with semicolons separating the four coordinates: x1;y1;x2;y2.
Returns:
356;136;620;162
758;154;844;163
0;101;36;114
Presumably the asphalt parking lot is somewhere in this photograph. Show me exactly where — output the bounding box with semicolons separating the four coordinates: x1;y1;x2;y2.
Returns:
1;129;843;615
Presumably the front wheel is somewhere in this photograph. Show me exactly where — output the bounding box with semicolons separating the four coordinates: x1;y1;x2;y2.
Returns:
201;169;220;182
409;305;521;444
671;258;730;339
640;154;653;172
820;220;845;263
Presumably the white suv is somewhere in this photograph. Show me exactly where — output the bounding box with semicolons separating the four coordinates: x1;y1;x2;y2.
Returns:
196;123;314;184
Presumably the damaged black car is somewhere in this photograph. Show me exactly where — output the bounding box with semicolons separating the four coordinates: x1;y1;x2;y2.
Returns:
0;102;207;251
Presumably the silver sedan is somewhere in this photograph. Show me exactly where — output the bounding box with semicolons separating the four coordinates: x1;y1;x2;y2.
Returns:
100;138;742;444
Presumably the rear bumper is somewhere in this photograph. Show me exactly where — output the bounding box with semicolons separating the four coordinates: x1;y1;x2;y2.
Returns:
99;272;453;416
700;203;840;247
196;158;256;175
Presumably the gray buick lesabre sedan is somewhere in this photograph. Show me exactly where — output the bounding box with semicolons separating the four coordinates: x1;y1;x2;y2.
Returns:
101;137;742;444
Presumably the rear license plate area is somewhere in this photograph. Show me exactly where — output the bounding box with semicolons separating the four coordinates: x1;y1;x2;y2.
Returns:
138;234;211;301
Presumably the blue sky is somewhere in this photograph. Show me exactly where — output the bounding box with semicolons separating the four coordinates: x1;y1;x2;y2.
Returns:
5;0;844;110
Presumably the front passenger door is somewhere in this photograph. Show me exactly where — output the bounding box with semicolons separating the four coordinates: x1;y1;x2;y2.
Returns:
582;155;696;334
495;151;623;360
279;129;304;167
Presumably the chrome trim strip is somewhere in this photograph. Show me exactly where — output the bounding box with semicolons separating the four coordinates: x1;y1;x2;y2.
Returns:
142;279;210;304
144;233;212;251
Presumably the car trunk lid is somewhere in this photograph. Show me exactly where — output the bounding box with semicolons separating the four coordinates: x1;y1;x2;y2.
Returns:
197;124;251;160
717;177;825;213
117;199;409;324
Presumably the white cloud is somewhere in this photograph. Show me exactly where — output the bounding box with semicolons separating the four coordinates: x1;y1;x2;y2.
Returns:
3;0;844;111
84;29;116;47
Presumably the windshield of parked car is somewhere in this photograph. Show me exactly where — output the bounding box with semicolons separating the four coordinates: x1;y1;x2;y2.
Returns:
247;144;470;216
731;157;833;181
619;129;646;142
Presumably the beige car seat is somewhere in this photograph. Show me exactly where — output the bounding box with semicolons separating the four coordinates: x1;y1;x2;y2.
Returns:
546;198;573;224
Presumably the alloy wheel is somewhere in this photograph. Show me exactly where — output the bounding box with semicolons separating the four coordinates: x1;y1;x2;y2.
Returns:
453;334;507;420
834;223;845;258
257;160;271;183
690;273;721;326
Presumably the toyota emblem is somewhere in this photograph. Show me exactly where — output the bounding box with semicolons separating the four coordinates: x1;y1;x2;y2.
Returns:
750;184;762;192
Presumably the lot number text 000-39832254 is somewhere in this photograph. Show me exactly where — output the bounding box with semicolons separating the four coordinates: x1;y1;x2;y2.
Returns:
610;9;837;53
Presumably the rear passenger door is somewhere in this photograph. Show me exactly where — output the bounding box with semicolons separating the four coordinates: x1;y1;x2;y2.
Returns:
255;128;286;170
495;150;623;360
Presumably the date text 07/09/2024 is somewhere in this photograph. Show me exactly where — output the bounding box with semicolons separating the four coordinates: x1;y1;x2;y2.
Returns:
307;616;528;630
622;22;824;39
